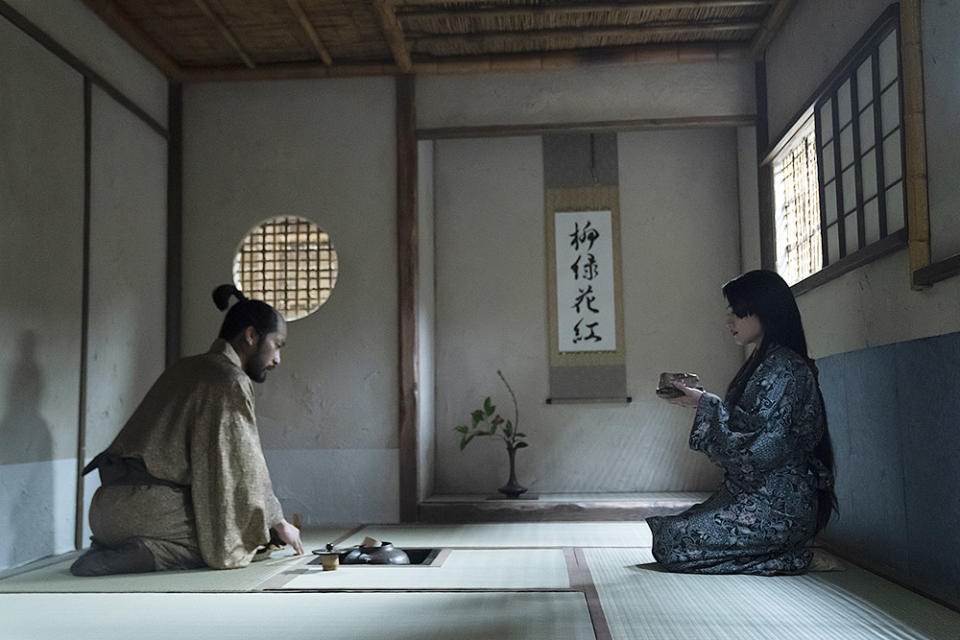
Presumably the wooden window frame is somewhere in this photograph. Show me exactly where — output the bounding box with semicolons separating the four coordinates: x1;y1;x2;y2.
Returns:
233;215;338;321
762;5;918;296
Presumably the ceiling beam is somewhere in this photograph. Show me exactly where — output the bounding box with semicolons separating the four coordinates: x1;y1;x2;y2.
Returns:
374;0;413;73
419;114;757;140
177;41;748;82
81;0;183;80
398;0;776;18
286;0;333;66
191;0;256;69
407;21;761;46
748;0;796;59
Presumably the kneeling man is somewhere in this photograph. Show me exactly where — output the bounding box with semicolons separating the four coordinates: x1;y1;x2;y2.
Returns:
71;285;303;576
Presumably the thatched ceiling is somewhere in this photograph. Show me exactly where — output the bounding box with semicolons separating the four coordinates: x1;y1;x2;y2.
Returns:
82;0;796;82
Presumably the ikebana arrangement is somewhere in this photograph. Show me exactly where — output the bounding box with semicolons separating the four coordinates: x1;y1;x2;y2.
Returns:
453;370;529;498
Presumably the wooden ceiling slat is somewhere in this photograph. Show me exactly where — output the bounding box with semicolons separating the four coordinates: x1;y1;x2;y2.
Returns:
396;0;773;8
397;1;776;18
191;0;257;68
409;20;761;48
177;40;748;81
286;0;333;64
82;0;183;79
87;0;775;80
748;0;795;58
373;0;413;72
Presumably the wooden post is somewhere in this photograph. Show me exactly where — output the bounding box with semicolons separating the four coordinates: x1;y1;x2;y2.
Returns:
755;60;776;271
900;0;930;288
166;84;183;366
76;78;93;550
396;75;419;521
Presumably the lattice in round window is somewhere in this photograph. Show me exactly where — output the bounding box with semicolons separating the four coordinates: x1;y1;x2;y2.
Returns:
232;216;338;321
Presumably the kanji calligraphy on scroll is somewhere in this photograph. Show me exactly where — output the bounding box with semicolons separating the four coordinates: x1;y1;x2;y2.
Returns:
554;210;616;352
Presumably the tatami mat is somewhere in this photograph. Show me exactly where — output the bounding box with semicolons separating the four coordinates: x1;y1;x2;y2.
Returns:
274;549;571;590
341;522;651;548
585;547;960;640
0;526;353;593
0;591;597;640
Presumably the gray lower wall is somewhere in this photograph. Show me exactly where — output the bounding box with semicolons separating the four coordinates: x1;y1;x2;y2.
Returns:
818;331;960;610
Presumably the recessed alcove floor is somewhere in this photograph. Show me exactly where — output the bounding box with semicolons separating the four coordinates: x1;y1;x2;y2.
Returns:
418;491;713;523
2;521;958;639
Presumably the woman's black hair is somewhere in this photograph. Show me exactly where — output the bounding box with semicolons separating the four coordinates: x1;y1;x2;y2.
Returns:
722;270;837;532
212;284;280;341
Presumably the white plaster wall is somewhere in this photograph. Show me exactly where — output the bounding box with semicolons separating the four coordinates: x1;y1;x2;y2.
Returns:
923;0;960;262
737;127;762;272
0;17;84;570
417;61;755;129
4;0;168;127
765;0;891;142
433;131;741;494
78;87;169;542
798;250;960;359
182;78;399;523
85;87;168;455
417;140;436;501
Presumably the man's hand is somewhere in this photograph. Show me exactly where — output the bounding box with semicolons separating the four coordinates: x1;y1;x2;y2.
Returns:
272;519;304;555
667;381;704;408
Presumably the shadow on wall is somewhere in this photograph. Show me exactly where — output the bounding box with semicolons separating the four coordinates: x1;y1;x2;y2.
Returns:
0;331;55;566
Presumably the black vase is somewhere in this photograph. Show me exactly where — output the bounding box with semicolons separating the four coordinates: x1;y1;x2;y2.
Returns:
498;444;527;498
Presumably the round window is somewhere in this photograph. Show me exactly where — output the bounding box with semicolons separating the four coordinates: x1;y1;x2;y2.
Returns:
232;216;338;321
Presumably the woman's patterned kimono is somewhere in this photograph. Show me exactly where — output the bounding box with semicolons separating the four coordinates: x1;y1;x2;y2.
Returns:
648;345;833;575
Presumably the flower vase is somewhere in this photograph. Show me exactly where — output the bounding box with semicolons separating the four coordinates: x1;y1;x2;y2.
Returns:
497;444;528;498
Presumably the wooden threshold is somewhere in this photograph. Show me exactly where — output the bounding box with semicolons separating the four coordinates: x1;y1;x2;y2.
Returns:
418;495;701;523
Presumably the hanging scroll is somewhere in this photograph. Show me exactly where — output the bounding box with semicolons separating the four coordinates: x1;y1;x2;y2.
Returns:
543;133;628;403
554;210;616;352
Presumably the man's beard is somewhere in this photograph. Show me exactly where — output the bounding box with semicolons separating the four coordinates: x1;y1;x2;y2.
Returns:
247;365;269;383
245;344;273;383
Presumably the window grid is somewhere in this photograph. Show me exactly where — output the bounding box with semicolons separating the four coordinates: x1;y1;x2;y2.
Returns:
814;23;906;271
233;216;338;321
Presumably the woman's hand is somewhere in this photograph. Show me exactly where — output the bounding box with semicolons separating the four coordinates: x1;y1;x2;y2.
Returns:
667;381;704;408
272;519;304;555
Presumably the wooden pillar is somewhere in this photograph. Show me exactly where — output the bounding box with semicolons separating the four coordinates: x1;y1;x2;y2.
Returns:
900;0;930;288
755;59;775;271
166;83;183;365
396;75;419;522
75;78;93;550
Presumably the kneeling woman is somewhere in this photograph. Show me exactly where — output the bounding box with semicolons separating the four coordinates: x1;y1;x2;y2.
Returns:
649;270;836;575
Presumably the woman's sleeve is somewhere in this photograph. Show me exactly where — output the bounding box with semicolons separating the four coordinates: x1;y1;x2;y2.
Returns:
689;360;821;471
190;378;284;569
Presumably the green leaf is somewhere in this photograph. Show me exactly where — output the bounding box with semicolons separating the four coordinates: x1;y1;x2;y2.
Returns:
459;433;477;450
454;425;468;434
484;397;495;416
504;423;513;437
489;424;497;435
515;441;529;448
471;410;484;428
515;432;526;438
